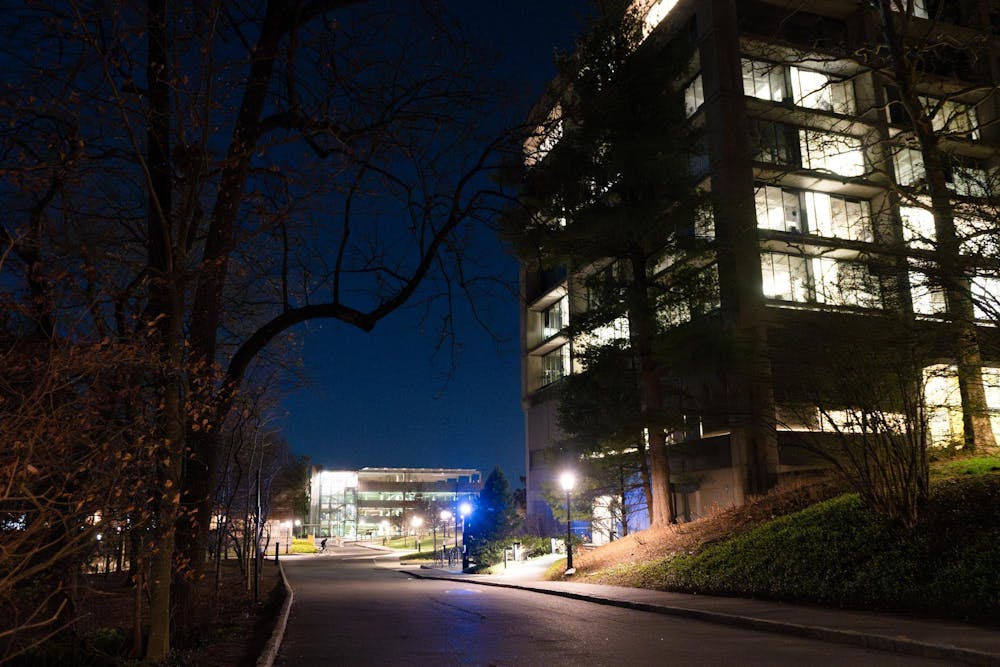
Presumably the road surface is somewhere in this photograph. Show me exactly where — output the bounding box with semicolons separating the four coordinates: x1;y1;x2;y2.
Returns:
274;545;951;666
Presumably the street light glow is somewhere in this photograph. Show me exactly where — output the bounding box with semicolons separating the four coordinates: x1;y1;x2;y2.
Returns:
560;471;576;492
411;516;424;528
458;501;472;517
439;509;452;521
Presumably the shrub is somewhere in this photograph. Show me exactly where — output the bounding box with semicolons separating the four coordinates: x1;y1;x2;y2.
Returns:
633;478;1000;623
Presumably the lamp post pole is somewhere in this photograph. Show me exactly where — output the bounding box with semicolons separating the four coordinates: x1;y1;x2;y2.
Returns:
438;510;451;564
458;502;472;570
411;516;423;551
560;471;576;572
565;488;573;571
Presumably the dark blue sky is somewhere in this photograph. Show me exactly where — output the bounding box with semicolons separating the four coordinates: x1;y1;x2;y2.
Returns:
278;1;590;484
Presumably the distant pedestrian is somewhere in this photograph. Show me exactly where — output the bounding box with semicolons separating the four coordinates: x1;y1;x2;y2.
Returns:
320;537;327;552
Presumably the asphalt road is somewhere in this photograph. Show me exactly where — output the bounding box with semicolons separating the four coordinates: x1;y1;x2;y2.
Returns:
274;546;952;667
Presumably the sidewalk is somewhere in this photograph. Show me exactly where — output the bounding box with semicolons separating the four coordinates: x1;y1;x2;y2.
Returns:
403;558;1000;667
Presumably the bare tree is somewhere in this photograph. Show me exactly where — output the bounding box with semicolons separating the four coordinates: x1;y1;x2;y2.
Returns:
0;337;157;662
1;0;513;659
776;318;930;526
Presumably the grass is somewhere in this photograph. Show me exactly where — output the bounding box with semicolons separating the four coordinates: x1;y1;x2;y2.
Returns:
384;534;459;553
290;538;318;554
543;558;568;580
578;461;1000;624
931;454;1000;478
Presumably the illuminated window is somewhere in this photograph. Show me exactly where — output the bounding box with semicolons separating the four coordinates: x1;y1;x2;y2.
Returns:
640;0;679;39
923;364;1000;448
755;184;801;233
743;59;854;115
804;191;871;241
957;215;1000;257
893;147;925;186
684;75;704;117
524;105;563;167
812;257;882;309
909;268;946;316
902;202;996;256
893;148;991;195
761;252;882;309
972;274;1000;320
742;59;785;102
900;204;935;249
541;345;570;386
799;130;864;177
579;317;630;355
542;295;569;339
789;66;855;114
920;96;979;139
761;252;809;302
892;0;929;19
755;185;871;241
694;206;715;240
949;163;990;197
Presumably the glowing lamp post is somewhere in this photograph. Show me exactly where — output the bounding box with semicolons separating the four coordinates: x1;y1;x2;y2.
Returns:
458;502;472;569
437;510;451;562
560;471;576;572
457;502;471;548
411;516;424;550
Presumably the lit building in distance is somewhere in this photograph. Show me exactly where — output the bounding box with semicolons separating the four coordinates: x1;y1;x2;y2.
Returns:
306;467;481;538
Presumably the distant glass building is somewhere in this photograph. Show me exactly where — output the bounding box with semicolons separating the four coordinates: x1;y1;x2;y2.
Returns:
306;466;482;538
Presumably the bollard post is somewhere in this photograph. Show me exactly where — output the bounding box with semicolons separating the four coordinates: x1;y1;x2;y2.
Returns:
275;542;279;563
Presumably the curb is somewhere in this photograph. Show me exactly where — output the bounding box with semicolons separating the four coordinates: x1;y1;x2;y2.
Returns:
256;563;294;667
404;571;1000;667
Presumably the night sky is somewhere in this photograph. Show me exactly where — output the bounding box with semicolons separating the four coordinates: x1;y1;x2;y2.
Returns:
278;1;591;484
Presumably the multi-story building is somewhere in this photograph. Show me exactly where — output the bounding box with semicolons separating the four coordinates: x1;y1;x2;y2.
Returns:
521;0;1000;530
306;466;481;538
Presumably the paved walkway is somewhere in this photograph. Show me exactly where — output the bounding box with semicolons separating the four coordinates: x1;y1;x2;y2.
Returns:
383;552;1000;667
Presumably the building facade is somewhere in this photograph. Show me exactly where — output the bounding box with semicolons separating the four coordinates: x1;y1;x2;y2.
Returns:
306;467;481;538
521;0;1000;529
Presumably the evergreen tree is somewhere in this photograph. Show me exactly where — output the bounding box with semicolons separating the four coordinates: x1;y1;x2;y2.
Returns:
504;0;712;526
477;466;517;542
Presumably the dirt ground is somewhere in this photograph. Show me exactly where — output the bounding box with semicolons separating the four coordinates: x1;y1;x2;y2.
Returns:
74;558;283;666
575;476;844;576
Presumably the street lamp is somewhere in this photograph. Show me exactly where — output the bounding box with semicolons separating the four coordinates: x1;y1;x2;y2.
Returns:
458;502;472;570
411;516;424;550
560;471;576;573
437;510;451;562
293;518;301;538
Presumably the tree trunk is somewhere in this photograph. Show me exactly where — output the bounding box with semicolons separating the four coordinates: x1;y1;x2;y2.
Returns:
145;356;185;663
618;465;629;537
627;249;673;527
633;433;654;527
878;0;996;452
